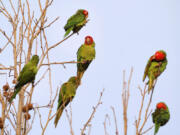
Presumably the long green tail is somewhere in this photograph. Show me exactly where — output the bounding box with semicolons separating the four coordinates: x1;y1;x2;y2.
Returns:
54;108;63;127
9;87;22;102
154;123;160;135
64;27;73;37
148;77;154;94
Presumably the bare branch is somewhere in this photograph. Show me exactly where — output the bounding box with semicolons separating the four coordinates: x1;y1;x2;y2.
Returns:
111;107;119;135
81;89;104;135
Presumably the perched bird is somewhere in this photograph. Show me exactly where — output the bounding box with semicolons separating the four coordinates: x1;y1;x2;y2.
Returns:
143;50;167;93
64;9;89;37
152;102;170;135
9;55;39;102
77;36;96;85
54;76;79;127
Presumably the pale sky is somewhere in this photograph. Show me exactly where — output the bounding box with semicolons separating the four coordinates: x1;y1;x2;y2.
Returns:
0;0;180;135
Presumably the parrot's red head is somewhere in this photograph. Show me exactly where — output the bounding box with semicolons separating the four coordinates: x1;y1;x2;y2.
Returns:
85;36;94;45
156;102;167;110
155;51;166;61
83;10;88;18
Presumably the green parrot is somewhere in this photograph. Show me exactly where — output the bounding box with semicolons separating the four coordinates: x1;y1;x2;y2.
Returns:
9;55;39;102
143;50;167;93
54;76;79;127
77;36;96;85
64;9;89;37
152;102;170;135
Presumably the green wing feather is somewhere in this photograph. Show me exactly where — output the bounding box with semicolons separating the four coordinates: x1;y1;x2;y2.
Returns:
143;56;152;81
147;59;167;92
64;12;85;37
9;65;36;102
64;13;85;30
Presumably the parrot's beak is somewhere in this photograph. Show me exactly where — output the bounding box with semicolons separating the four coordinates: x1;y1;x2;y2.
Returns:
150;55;155;61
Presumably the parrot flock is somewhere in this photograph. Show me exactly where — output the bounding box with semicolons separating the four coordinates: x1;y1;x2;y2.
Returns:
54;10;96;127
6;9;170;134
143;50;170;134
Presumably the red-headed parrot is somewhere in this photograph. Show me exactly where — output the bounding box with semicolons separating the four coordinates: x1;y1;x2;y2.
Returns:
9;55;39;102
77;36;96;85
64;9;88;37
143;50;167;93
54;76;79;127
152;102;170;135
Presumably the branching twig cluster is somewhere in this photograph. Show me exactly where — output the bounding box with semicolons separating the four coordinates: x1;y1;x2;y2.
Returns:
135;81;157;135
122;68;133;135
0;0;78;134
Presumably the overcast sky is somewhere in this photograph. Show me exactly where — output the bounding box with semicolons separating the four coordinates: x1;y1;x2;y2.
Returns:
0;0;180;135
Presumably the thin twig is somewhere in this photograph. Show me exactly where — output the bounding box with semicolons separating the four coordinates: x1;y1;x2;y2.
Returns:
81;89;104;135
111;106;119;135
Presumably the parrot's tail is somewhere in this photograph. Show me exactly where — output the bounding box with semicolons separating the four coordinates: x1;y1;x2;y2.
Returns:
148;78;154;94
64;27;73;38
77;71;84;85
142;73;146;82
9;87;21;103
154;123;160;135
54;108;63;128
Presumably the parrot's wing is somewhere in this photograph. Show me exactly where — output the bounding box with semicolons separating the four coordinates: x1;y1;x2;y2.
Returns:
143;56;152;81
17;63;29;81
157;109;170;126
57;83;67;109
159;59;168;73
16;64;36;88
64;13;85;30
77;45;84;62
57;82;76;108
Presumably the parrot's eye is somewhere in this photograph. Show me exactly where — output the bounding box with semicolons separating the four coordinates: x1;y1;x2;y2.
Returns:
156;102;167;110
83;10;88;17
85;36;93;45
155;51;165;61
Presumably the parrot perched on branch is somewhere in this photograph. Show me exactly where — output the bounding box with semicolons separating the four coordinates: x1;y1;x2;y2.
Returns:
9;55;39;102
152;102;170;135
64;9;89;37
54;76;79;127
77;36;96;85
143;50;167;93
